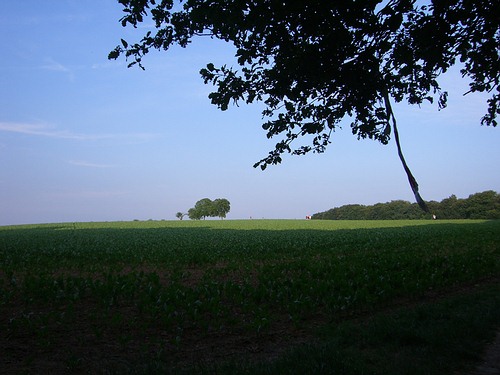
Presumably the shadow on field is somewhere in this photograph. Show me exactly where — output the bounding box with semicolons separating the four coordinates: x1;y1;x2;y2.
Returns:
0;220;498;374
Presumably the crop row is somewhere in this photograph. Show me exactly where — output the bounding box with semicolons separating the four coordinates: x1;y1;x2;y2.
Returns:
1;219;498;371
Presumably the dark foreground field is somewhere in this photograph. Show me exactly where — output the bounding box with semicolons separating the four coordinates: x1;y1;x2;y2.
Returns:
1;219;499;374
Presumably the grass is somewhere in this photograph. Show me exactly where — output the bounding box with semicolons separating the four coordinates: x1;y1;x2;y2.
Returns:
202;284;500;375
0;219;499;373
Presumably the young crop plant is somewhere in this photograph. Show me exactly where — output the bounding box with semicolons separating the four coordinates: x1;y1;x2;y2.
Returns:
0;219;498;373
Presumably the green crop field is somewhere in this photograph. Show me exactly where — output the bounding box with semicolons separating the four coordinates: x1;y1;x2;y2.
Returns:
1;219;499;374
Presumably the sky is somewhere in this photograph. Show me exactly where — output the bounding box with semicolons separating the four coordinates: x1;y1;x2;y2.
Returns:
0;0;499;226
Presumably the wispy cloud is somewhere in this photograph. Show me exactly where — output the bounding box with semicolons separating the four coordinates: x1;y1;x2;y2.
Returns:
91;62;116;70
41;58;71;73
68;160;116;168
0;13;90;27
51;190;129;199
40;58;75;80
0;122;110;140
0;121;158;142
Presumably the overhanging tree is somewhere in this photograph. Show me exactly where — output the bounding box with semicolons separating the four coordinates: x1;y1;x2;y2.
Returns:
109;0;499;211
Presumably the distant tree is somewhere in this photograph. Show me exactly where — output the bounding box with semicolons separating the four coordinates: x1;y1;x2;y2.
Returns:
425;200;440;218
175;212;186;220
186;198;231;220
110;0;498;212
193;198;214;220
435;194;460;219
213;198;231;219
463;190;500;219
336;204;369;220
188;207;202;220
368;200;423;219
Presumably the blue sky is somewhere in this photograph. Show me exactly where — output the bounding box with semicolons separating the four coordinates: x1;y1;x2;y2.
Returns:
1;0;499;225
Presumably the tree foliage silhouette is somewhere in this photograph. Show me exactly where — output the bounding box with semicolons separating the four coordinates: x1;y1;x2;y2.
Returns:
110;0;499;211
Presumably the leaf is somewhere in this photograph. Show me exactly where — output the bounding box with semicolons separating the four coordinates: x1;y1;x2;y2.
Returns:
121;39;128;48
438;91;448;110
108;49;121;60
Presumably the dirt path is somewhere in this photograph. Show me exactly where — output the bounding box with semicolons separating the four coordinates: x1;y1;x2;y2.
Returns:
469;330;500;375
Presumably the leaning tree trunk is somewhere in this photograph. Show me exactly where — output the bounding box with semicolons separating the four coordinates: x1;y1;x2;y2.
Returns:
383;92;430;213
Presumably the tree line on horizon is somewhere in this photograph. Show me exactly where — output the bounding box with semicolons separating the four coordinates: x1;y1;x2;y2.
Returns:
312;191;500;220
